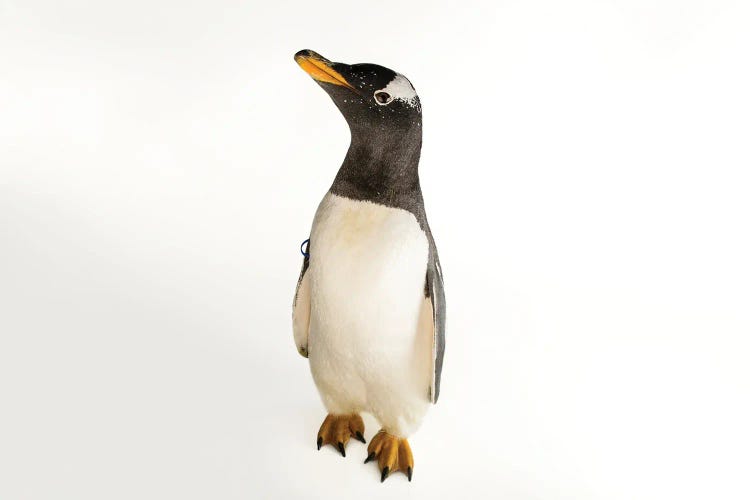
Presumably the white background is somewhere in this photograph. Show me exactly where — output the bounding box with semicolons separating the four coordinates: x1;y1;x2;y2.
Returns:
1;1;749;499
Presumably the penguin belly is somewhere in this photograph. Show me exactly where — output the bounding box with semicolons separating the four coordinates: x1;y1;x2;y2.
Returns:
307;193;432;436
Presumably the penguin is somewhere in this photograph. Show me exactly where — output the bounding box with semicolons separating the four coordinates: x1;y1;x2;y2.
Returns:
292;49;445;483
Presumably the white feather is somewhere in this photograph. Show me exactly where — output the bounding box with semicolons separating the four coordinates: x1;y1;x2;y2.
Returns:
377;74;419;108
292;270;311;357
306;193;432;437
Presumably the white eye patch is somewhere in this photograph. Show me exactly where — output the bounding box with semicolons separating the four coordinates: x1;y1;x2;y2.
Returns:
373;74;419;108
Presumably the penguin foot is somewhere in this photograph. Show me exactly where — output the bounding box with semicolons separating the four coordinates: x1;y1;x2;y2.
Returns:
364;430;414;482
316;413;366;456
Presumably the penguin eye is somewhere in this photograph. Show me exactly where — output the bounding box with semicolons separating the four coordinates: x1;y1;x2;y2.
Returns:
374;91;393;105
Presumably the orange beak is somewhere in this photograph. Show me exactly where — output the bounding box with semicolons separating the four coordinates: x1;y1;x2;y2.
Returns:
294;50;356;90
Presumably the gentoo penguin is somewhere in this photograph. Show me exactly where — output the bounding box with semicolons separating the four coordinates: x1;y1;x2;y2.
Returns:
292;49;445;483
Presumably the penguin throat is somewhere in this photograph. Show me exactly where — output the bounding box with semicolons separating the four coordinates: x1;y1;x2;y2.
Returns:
330;124;423;205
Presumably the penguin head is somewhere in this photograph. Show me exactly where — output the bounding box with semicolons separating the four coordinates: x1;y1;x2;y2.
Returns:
294;49;421;132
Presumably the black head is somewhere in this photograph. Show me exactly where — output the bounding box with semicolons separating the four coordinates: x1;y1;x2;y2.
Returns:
294;49;422;134
294;49;425;209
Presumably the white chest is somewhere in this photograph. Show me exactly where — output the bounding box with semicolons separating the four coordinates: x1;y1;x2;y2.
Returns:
308;193;429;344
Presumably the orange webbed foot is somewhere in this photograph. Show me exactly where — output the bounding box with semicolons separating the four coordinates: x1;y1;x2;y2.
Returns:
316;413;366;457
365;429;414;482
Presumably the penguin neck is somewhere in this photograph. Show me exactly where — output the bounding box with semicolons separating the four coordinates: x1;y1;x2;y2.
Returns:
331;121;423;206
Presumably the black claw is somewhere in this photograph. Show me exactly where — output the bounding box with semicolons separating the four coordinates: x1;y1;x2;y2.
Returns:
407;466;413;482
355;431;366;443
364;452;375;464
381;466;389;483
337;442;346;457
317;436;322;450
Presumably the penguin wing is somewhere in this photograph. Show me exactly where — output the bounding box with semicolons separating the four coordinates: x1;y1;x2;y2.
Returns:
425;243;446;403
292;252;311;358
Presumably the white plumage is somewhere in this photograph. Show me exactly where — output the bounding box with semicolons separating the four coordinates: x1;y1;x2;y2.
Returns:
294;193;433;436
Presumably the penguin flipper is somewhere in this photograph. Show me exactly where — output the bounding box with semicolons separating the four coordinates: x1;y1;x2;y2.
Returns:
425;247;446;403
292;253;311;357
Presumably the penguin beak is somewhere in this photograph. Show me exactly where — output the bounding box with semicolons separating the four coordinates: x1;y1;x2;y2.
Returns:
294;49;356;91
